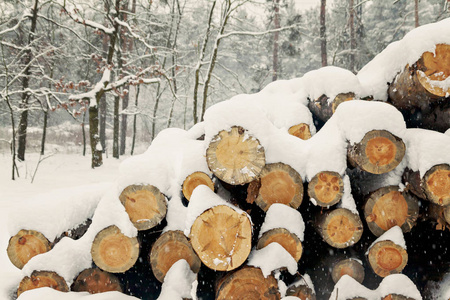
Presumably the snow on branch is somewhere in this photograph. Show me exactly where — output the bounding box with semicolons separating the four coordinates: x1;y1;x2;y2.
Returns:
0;12;32;37
218;23;301;40
113;17;156;50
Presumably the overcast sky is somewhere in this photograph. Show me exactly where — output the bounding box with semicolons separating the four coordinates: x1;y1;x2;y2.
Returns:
295;0;335;11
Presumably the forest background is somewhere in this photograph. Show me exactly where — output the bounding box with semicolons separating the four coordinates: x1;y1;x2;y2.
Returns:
1;0;449;176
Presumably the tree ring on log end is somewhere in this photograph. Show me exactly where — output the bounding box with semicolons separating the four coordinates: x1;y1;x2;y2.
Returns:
423;164;450;206
189;205;252;271
91;225;139;273
216;266;280;300
206;126;265;185
150;230;201;282
288;123;312;140
182;172;214;201
308;171;343;207
355;130;405;174
71;268;122;294
256;162;303;211
119;184;167;231
17;270;69;298
332;92;355;113
368;240;407;277
416;44;450;97
331;258;365;284
364;186;419;237
7;229;51;269
257;228;303;262
319;208;363;248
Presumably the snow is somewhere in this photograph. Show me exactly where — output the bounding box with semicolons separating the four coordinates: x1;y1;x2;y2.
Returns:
368;226;406;252
17;289;138;300
287;274;315;295
404;128;450;177
378;274;422;299
329;275;375;300
358;18;450;100
247;243;298;277
157;260;197;300
338;175;358;214
258;203;305;241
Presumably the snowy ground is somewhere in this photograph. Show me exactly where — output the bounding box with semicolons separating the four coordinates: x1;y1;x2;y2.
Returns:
0;152;128;300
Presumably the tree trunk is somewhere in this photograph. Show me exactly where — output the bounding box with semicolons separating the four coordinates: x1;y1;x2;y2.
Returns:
215;266;280;300
149;230;201;282
347;129;405;175
206;126;265;185
118;184;167;231
189;205;252;271
71;268;122;294
40;108;48;155
254;162;303;212
349;0;356;72
257;228;303;262
288;123;312;140
82;111;87;156
331;258;365;284
89;105;103;168
272;0;280;81
7;229;51;269
414;0;419;28
120;93;128;155
182;172;215;201
364;186;419;237
308;92;355;123
367;240;408;277
131;85;140;155
316;208;363;248
99;94;107;153
17;270;69;298
320;0;327;67
113;94;120;158
91;225;139;273
307;171;344;207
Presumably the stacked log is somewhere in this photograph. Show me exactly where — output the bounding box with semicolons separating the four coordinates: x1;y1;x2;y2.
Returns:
71;268;122;294
17;270;69;297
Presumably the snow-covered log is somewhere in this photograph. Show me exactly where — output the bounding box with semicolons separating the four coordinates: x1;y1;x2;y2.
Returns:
364;185;419;236
149;230;201;283
17;270;69;298
287;123;313;140
182;172;214;201
285;275;316;300
71;268;122;294
7;229;51;270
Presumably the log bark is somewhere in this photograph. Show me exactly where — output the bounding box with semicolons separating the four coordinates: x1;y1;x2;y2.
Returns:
149;230;201;282
119;184;167;230
307;171;344;207
255;162;303;212
308;92;355;123
367;240;408;277
17;270;69;297
215;266;280;300
288;123;312;140
182;172;214;201
364;186;419;237
347;129;405;175
7;229;51;269
189;205;252;271
403;164;450;206
206;126;265;185
331;258;365;284
91;225;140;273
71;267;122;294
388;44;450;110
285;282;316;300
316;208;363;248
257;228;303;262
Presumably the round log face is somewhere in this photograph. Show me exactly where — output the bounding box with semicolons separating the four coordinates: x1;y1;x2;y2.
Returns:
288;123;312;140
72;268;122;294
256;162;303;212
319;208;363;248
331;259;365;284
91;225;139;273
364;186;419;236
182;172;214;201
308;171;343;207
368;240;407;277
286;284;316;300
7;229;51;269
206;126;265;185
150;230;201;282
417;44;450;97
216;267;280;300
17;270;69;298
257;228;303;262
355;130;405;174
189;205;252;271
332;92;355;113
119;185;167;231
423;164;450;206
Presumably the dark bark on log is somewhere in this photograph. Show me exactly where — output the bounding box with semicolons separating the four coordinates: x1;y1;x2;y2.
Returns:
308;92;355;123
71;267;122;294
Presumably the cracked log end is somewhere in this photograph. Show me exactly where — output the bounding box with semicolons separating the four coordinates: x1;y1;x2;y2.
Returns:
7;229;51;270
368;240;408;278
308;171;343;207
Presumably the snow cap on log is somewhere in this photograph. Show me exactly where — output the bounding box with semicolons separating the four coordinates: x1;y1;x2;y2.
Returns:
247;242;298;277
338;175;358;214
259;204;305;241
329;274;376;300
157;260;197;300
358;18;450;100
378;274;422;300
368;225;406;251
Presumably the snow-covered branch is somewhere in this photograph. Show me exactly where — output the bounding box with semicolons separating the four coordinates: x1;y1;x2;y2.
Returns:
0;12;32;37
218;23;301;40
114;17;156;51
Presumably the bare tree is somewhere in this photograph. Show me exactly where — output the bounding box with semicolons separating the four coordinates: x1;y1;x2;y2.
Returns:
320;0;327;67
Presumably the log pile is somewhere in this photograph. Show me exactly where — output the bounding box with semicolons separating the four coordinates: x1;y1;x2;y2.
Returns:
5;21;450;300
